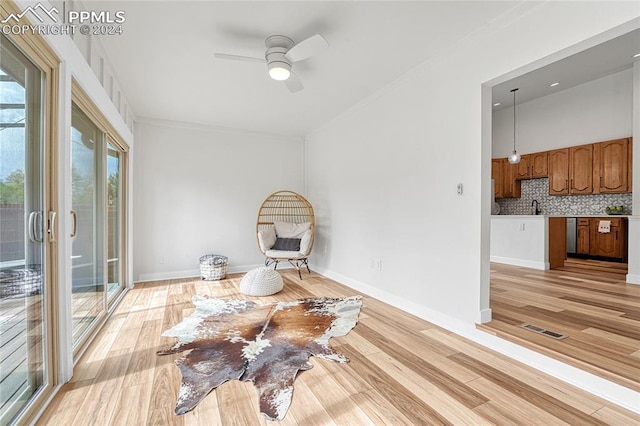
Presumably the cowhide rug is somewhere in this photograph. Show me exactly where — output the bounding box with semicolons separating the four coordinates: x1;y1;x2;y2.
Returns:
157;295;362;421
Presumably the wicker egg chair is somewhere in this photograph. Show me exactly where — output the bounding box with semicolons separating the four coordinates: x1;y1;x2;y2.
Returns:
256;190;315;279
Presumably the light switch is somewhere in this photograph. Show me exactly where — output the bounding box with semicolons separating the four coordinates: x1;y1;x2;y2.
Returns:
457;183;463;195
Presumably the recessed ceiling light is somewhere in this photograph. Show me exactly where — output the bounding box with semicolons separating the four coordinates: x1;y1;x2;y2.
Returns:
550;82;560;87
633;53;640;58
493;102;501;107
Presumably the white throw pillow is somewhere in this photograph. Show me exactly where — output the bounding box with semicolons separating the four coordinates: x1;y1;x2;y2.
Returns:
257;227;276;252
273;221;311;239
299;230;312;256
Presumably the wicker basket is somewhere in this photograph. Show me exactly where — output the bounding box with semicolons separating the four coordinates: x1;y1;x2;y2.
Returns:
199;255;228;280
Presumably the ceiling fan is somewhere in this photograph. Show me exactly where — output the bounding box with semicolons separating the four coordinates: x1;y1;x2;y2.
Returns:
214;34;329;93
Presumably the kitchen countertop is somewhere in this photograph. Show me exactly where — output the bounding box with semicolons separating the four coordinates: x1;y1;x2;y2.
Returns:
491;214;632;218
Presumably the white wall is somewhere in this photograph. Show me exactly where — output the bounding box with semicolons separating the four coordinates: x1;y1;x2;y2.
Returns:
133;120;304;281
305;5;640;411
492;69;633;157
306;5;639;330
490;216;548;270
628;61;640;284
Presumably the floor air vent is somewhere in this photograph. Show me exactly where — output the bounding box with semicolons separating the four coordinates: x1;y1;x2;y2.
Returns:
521;323;568;340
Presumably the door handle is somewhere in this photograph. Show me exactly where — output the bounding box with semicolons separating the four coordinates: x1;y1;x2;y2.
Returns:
70;210;78;237
28;211;43;242
48;211;57;243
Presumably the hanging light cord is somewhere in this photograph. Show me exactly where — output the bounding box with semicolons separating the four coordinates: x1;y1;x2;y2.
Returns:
511;88;518;152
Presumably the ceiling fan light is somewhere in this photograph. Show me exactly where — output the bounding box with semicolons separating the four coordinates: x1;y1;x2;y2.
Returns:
268;62;291;81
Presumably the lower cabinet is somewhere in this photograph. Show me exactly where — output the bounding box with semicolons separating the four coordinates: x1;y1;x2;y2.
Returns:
576;217;627;260
590;217;627;259
577;218;590;255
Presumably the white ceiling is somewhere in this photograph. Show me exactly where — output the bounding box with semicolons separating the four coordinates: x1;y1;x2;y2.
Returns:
92;1;519;136
492;28;640;110
91;2;639;137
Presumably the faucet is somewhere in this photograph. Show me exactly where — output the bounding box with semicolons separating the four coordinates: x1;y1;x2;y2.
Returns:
531;199;541;215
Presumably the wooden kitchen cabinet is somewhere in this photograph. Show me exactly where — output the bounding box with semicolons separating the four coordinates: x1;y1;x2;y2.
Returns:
549;145;593;195
491;158;504;199
530;151;548;178
576;218;590;255
515;151;548;180
502;160;521;198
548;148;570;195
569;144;593;194
492;158;521;199
593;138;631;194
515;154;530;180
589;217;627;259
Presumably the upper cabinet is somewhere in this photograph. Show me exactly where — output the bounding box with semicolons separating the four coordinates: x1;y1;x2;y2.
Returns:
503;160;521;198
492;158;521;199
519;137;633;196
491;158;504;199
593;138;631;194
568;144;593;195
515;151;548;180
548;148;570;195
530;151;548;178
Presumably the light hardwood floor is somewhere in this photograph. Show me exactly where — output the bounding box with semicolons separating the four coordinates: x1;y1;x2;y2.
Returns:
37;270;639;425
482;259;640;393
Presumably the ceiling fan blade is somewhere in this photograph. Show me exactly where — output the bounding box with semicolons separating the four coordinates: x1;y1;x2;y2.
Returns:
284;72;303;93
214;53;265;63
285;34;328;62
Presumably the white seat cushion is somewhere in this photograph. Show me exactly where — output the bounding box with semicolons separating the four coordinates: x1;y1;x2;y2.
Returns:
257;227;276;252
240;267;283;296
273;221;311;238
299;230;312;256
265;249;305;259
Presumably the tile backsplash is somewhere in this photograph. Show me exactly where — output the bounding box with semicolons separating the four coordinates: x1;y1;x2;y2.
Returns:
496;178;633;215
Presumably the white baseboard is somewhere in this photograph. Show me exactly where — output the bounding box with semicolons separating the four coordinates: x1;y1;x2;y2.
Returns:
626;273;640;285
137;269;201;282
479;308;492;324
135;263;298;283
490;256;548;270
309;263;640;415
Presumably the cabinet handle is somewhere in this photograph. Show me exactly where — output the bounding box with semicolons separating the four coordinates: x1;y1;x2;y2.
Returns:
570;178;573;189
565;179;568;190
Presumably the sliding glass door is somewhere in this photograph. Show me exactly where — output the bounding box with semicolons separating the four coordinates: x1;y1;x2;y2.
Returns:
70;104;105;344
71;101;126;349
0;34;49;424
106;141;123;304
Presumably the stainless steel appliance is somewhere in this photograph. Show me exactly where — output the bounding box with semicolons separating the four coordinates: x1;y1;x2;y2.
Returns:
566;217;577;254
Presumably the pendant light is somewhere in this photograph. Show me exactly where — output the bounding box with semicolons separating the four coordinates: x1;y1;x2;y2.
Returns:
507;88;521;164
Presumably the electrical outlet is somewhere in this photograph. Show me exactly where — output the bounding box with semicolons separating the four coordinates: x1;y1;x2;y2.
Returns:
519;223;525;231
376;259;383;271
